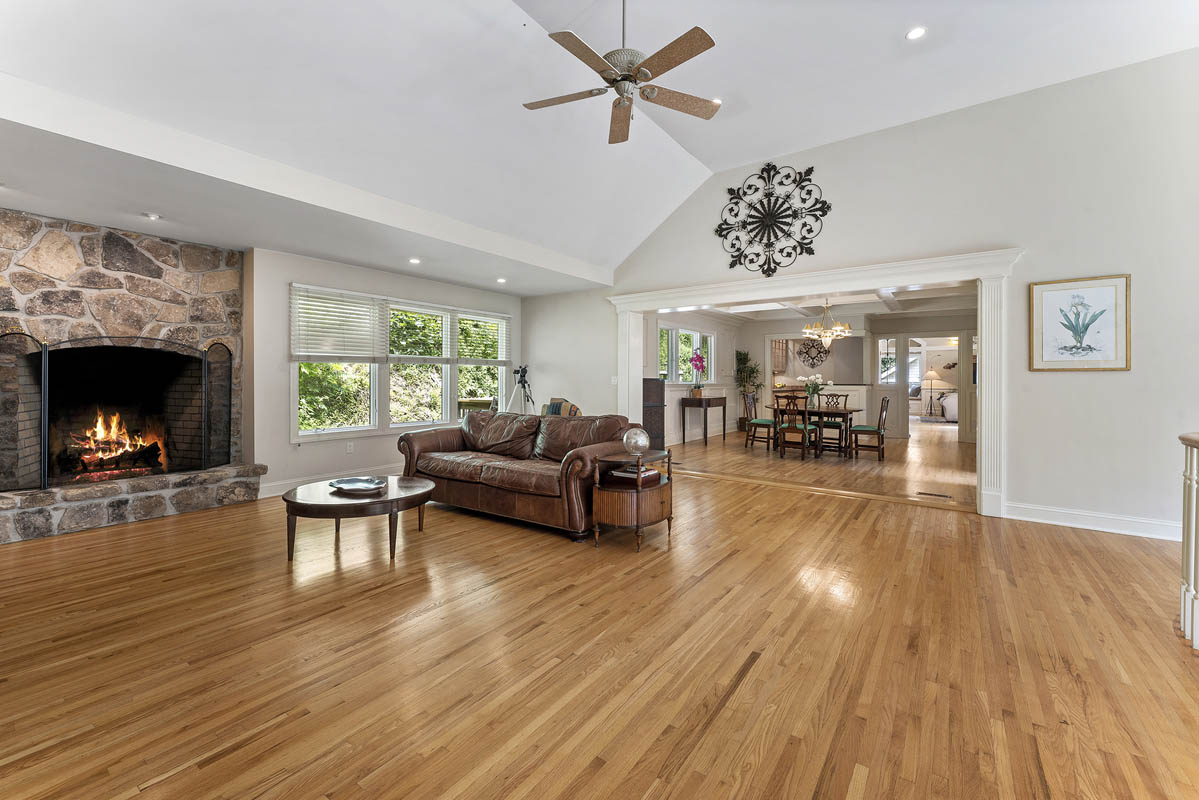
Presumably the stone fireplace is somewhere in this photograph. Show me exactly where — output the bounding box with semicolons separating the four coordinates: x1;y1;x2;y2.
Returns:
0;208;263;543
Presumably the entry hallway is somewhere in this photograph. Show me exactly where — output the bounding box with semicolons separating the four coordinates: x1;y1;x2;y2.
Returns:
0;477;1193;799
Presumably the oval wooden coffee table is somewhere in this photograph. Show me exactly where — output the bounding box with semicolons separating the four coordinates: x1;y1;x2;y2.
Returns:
282;476;435;560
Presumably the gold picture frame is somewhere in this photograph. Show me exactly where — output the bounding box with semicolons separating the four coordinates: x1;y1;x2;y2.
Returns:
1028;274;1130;371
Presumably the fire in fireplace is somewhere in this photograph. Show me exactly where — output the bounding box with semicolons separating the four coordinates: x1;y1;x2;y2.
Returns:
0;334;233;491
60;409;167;483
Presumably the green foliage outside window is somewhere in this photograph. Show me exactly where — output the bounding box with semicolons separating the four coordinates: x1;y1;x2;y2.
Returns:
387;310;501;422
658;328;670;380
297;362;372;430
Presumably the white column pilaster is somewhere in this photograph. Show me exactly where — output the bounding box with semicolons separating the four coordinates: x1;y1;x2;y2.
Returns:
616;310;644;419
977;277;1006;517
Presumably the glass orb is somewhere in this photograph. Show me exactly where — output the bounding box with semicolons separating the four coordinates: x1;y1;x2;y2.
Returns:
623;427;650;454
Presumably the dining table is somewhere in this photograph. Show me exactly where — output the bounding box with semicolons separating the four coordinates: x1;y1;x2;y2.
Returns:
765;402;863;457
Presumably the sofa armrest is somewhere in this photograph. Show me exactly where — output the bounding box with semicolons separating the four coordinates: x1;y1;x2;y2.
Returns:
560;441;630;483
559;440;631;531
398;426;466;476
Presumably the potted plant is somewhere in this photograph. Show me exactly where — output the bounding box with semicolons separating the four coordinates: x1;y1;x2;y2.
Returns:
734;349;764;431
688;349;707;397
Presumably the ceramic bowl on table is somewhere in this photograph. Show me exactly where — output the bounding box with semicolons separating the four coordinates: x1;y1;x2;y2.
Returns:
328;476;388;495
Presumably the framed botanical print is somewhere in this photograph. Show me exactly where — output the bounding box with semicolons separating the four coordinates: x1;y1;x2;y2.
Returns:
1029;274;1130;371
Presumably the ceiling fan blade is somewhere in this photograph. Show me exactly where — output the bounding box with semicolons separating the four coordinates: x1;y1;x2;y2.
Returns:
634;26;715;81
548;31;618;80
523;88;608;110
609;98;632;144
638;85;721;119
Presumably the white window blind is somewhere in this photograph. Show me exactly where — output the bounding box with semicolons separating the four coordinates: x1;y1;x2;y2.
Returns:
389;305;449;364
290;283;510;366
454;314;511;366
289;285;386;362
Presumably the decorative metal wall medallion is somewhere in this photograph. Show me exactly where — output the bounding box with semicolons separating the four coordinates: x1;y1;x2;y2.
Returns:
797;338;829;368
714;162;831;277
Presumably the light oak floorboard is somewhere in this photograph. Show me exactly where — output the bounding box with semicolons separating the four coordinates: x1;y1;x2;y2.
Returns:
0;477;1194;799
673;417;976;508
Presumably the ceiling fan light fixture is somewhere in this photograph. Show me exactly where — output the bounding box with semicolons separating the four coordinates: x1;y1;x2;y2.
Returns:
523;1;718;143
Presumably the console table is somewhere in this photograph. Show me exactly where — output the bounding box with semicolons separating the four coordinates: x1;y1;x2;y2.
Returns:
679;395;726;446
1180;433;1199;651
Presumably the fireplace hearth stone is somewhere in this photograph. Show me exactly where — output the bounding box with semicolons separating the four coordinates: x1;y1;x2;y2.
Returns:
0;463;267;543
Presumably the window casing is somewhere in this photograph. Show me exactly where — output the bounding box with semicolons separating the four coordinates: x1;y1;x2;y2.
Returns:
657;325;715;383
290;284;510;441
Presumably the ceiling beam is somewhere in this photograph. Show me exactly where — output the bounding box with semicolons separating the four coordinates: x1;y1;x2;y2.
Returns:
779;301;819;318
876;289;904;312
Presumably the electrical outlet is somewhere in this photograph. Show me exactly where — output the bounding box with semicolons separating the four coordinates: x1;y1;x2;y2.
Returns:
345;441;355;454
610;376;618;385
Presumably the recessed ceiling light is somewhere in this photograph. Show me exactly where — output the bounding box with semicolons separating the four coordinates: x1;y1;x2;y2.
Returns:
142;212;162;220
408;257;421;264
905;26;927;41
496;277;507;283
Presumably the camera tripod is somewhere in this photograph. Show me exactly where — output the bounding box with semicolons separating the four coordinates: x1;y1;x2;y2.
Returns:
505;365;536;414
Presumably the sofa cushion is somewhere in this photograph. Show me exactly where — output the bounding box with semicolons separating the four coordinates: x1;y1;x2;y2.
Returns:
479;459;561;497
416;451;515;483
459;410;540;458
533;415;627;462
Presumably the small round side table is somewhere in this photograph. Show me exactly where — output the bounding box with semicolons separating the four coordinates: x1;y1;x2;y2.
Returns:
591;449;672;551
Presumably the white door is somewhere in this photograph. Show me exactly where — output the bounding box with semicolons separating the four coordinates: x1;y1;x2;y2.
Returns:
873;335;909;439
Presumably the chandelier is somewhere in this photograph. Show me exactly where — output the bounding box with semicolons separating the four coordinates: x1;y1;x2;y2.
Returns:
801;300;852;348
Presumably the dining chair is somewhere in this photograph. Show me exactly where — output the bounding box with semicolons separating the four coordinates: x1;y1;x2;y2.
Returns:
851;396;890;461
817;393;851;456
742;391;774;451
777;393;819;459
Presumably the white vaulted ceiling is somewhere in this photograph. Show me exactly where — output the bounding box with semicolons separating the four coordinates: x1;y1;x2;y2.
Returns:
0;1;1196;292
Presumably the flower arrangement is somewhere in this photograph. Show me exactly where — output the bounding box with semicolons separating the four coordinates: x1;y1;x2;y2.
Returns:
797;373;833;400
689;349;707;388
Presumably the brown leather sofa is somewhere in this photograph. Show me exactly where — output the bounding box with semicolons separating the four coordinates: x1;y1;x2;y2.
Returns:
398;410;636;536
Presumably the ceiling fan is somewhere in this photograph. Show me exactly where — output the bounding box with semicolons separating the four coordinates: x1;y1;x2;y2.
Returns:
523;0;721;144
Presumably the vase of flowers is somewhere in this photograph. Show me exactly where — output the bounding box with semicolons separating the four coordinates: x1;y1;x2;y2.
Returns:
689;349;706;397
799;374;833;404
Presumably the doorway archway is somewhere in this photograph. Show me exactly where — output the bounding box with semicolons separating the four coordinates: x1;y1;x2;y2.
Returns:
607;249;1022;516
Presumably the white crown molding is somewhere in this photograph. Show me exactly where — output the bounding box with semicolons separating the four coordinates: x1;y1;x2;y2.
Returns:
607;249;1024;313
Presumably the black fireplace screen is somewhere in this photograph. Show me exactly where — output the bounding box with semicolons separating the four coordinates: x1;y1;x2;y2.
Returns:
0;334;232;490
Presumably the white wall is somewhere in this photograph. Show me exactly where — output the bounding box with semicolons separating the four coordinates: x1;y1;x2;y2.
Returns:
245;248;521;496
521;48;1199;536
520;288;618;416
733;316;871;388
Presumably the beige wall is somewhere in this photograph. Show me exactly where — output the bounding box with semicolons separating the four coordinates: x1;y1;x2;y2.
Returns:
521;48;1199;535
246;248;521;496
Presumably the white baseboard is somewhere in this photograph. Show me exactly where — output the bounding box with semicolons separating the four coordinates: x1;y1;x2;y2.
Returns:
1003;501;1182;541
259;462;407;498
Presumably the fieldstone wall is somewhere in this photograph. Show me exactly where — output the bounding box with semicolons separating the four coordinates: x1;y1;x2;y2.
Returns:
0;464;268;543
0;207;244;462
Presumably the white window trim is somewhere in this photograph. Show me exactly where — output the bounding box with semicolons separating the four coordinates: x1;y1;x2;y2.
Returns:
290;284;510;443
658;325;715;384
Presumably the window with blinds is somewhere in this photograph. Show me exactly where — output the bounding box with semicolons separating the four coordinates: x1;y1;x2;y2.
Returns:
289;285;387;363
290;283;511;435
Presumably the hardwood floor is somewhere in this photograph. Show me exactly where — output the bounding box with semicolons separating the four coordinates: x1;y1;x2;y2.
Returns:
673;417;977;509
0;477;1194;799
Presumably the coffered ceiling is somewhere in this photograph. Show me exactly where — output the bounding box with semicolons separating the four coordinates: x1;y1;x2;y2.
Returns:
0;1;1195;293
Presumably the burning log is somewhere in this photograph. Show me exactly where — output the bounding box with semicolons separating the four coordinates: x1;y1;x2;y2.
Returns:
57;410;166;478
